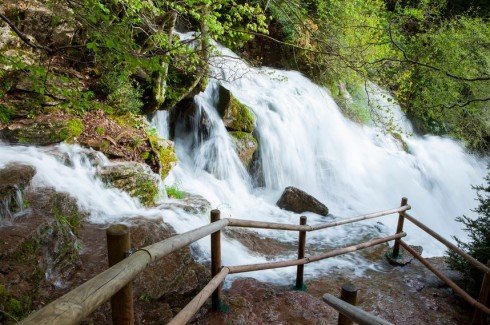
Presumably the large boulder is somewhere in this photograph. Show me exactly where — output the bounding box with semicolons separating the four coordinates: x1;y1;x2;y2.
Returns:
0;163;36;220
229;131;258;167
217;85;255;133
276;186;329;216
98;162;161;207
0;187;86;322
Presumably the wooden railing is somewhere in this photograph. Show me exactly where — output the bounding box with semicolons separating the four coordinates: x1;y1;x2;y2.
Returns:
20;198;490;325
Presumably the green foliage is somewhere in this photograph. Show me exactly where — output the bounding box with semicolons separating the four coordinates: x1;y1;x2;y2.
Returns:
165;183;185;199
0;284;32;322
0;104;14;123
266;0;489;150
448;167;490;295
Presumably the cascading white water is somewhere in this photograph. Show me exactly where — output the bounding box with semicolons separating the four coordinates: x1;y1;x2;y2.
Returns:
162;40;488;272
0;38;487;283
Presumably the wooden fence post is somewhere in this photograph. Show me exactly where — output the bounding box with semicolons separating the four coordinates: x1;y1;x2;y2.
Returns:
106;224;134;325
472;260;490;325
392;197;408;258
295;216;307;290
211;209;222;311
338;282;358;325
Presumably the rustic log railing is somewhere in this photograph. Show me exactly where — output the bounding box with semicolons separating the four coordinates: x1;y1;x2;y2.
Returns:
20;198;490;325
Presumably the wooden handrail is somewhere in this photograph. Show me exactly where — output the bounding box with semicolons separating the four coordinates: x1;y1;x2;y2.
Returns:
402;212;490;275
21;219;231;324
226;205;411;232
227;233;406;274
168;267;230;325
31;202;488;325
323;293;393;325
400;241;490;314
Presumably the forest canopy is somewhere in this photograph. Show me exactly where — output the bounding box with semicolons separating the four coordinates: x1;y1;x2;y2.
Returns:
0;0;489;151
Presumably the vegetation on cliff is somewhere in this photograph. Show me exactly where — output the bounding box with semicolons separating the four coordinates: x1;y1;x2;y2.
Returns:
448;167;490;296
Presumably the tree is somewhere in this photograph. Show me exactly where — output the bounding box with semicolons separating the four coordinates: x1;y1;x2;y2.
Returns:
448;167;490;296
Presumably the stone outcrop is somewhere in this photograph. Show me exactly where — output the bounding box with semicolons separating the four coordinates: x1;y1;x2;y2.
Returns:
217;85;255;133
0;113;83;145
98;162;161;207
229;131;258;167
0;163;36;220
276;186;329;215
0;185;208;323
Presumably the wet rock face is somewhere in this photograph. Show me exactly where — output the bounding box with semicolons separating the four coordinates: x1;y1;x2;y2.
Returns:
98;161;161;207
276;186;329;216
0;164;36;220
223;228;295;258
0;113;83;145
199;278;336;324
229;131;258;168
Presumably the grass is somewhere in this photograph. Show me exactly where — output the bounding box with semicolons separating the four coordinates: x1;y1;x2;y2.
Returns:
166;184;185;199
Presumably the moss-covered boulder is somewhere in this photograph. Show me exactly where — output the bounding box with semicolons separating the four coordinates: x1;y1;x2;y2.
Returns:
229;131;258;167
98;162;161;207
0;113;83;145
217;85;255;133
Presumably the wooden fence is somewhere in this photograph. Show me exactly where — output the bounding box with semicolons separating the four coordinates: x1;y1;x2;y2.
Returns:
20;198;490;325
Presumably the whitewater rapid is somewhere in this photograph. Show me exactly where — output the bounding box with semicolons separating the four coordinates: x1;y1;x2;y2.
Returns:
0;40;487;283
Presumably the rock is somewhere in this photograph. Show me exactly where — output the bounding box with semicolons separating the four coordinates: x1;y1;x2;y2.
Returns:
0;113;83;145
217;85;255;133
158;193;211;215
229;131;258;167
98;162;161;207
0;187;86;321
0;163;36;220
386;245;423;266
223;228;294;258
197;278;336;324
128;218;208;308
276;186;329;216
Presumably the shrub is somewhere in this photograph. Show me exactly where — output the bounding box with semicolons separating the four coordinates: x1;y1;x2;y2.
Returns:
448;166;490;296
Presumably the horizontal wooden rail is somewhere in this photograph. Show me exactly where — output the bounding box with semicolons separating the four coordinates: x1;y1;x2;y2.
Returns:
227;205;411;232
21;219;230;325
402;212;490;275
400;241;490;315
323;293;393;325
169;267;230;325
228;232;406;274
311;205;411;231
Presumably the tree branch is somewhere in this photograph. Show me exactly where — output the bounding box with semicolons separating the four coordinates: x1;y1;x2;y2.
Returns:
0;12;53;54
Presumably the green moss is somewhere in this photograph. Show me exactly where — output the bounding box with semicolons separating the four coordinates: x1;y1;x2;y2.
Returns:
60;118;84;141
218;85;255;133
229;97;255;133
0;104;14;123
0;284;33;321
53;204;83;237
147;129;177;179
134;179;159;206
15;238;40;262
159;146;178;178
95;126;105;135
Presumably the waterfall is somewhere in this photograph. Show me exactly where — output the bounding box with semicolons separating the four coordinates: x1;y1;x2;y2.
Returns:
0;40;487;283
163;42;487;265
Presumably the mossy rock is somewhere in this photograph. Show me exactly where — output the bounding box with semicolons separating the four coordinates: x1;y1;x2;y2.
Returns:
99;162;161;207
229;131;258;167
147;131;178;179
217;85;255;133
0;113;83;145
